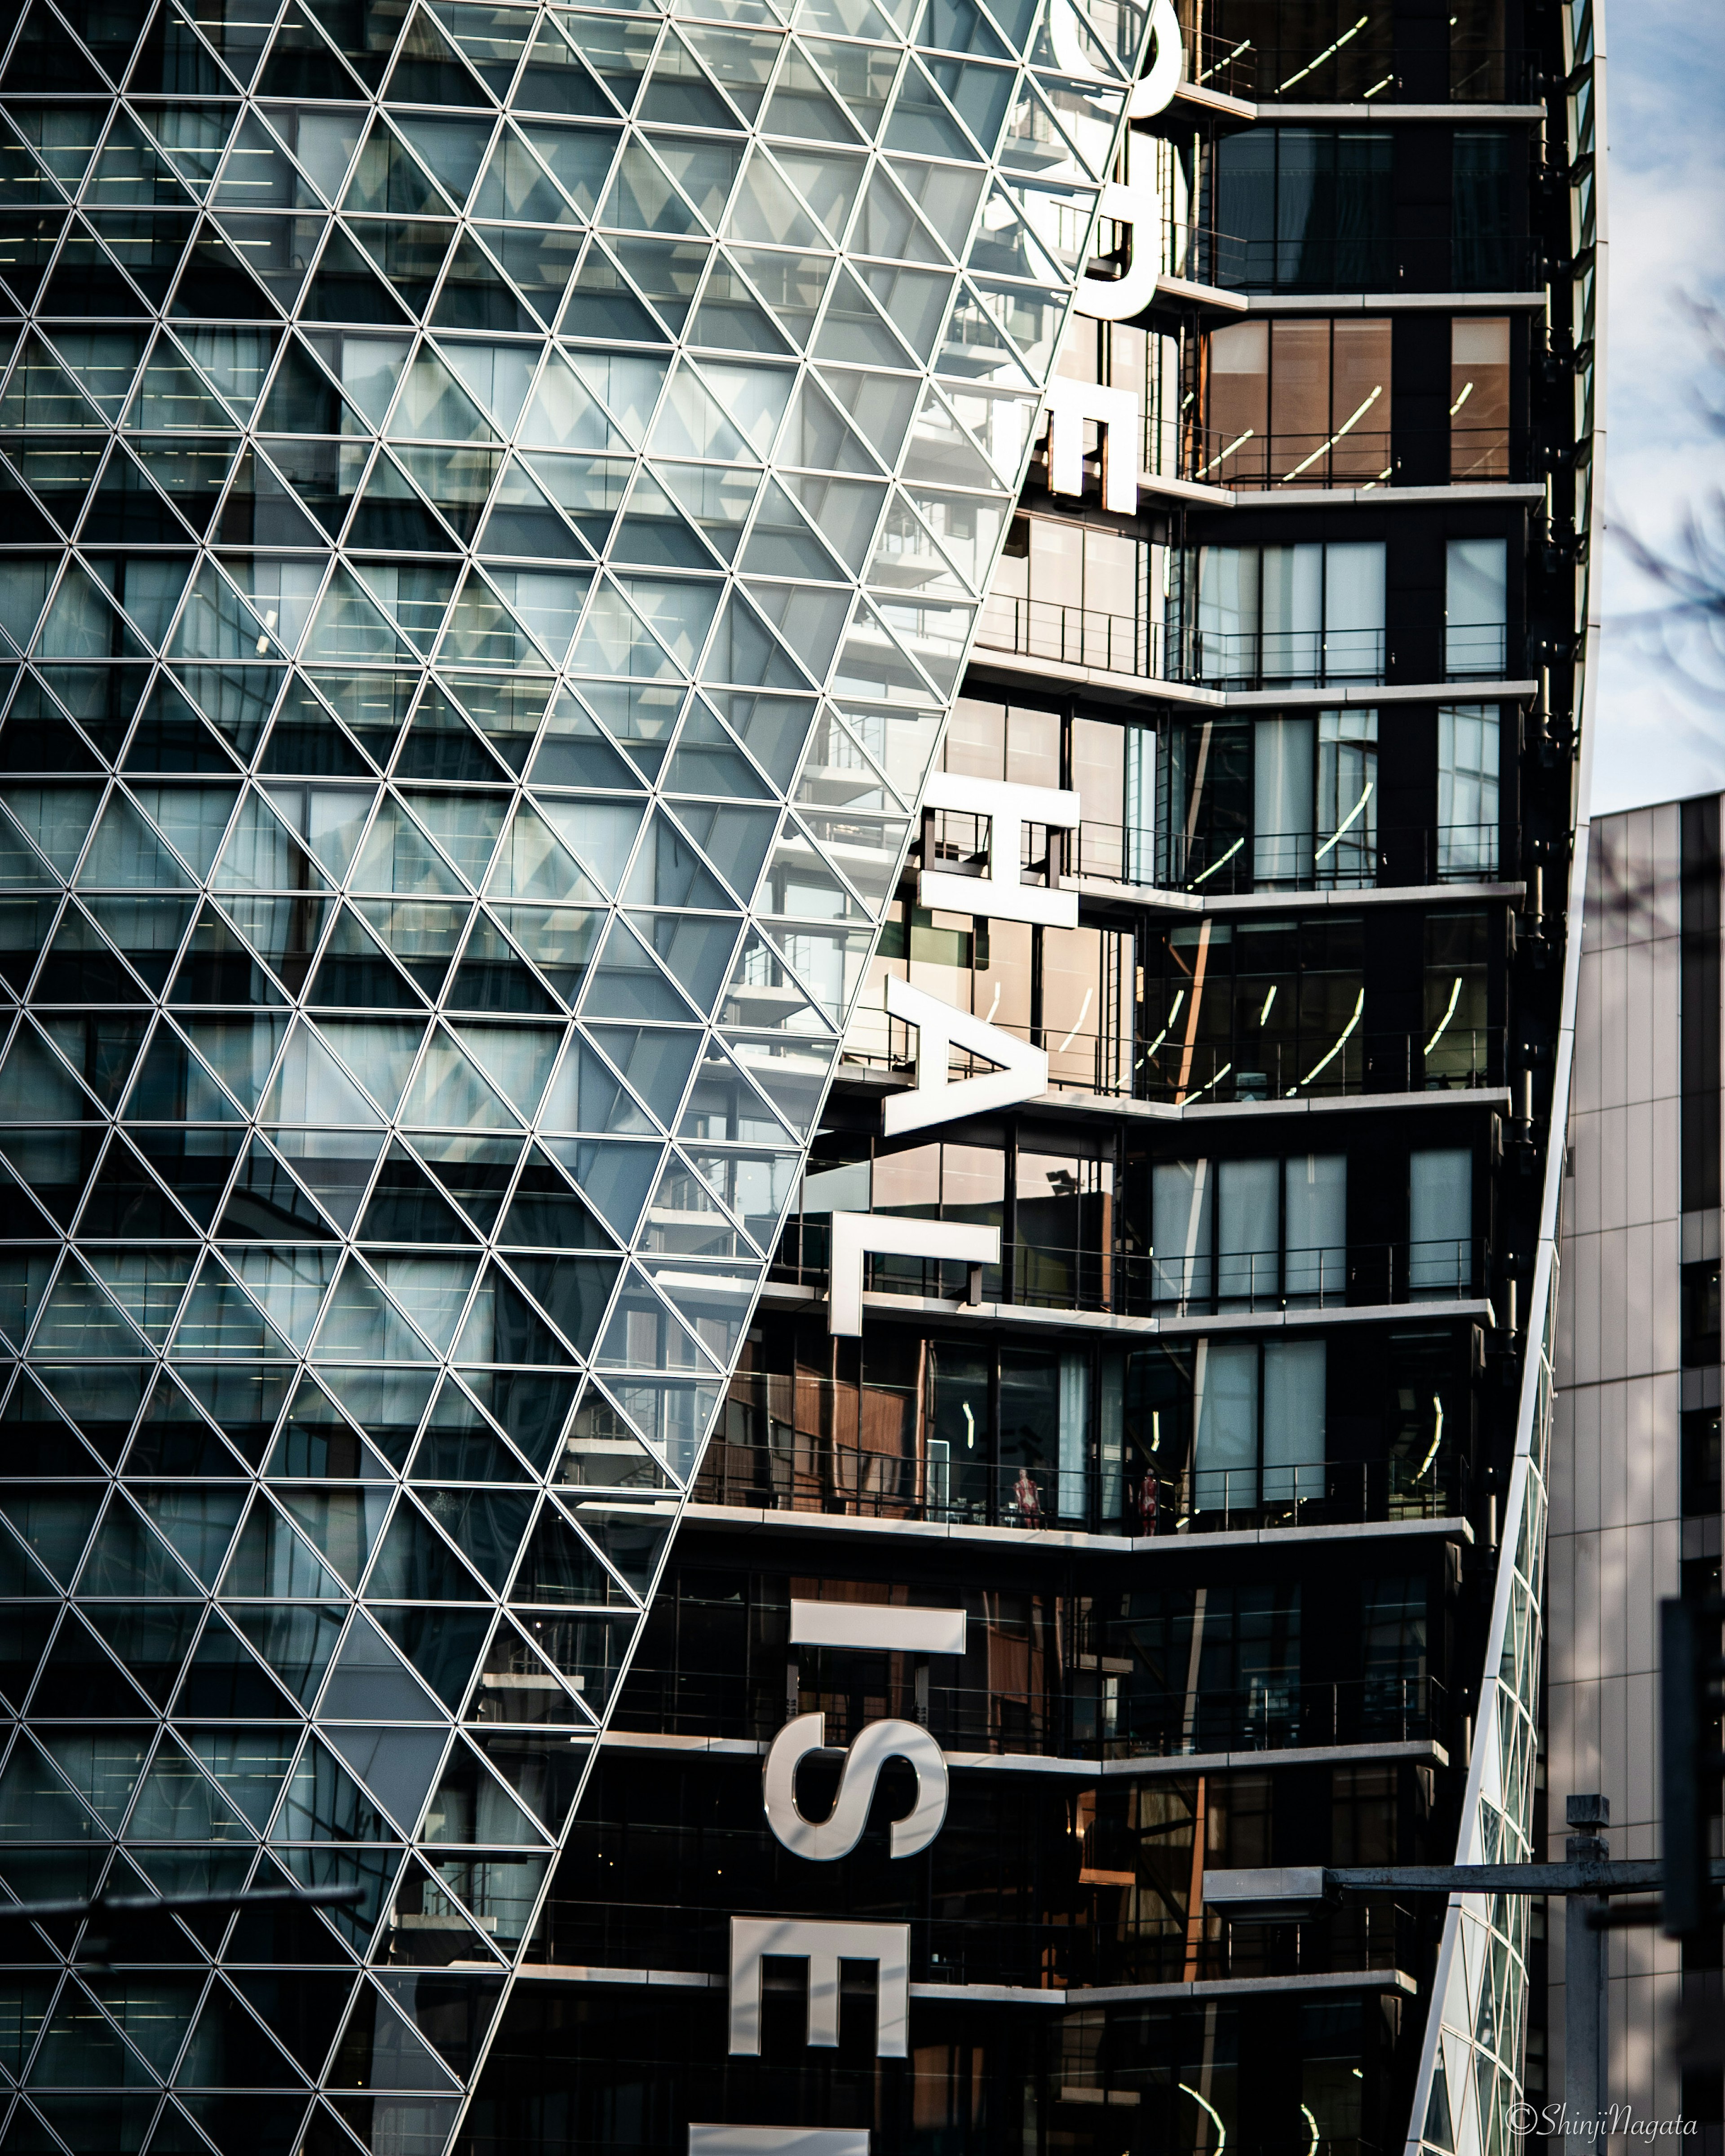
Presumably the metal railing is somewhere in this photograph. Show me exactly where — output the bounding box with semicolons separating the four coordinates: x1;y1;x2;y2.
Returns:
608;1665;1445;1762
1134;1027;1499;1103
1178;229;1543;297
1178;426;1525;493
1145;822;1502;893
975;592;1160;676
1143;1237;1482;1314
1186;29;1539;103
841;1010;1132;1102
1063;821;1502;891
529;1894;1411;1995
1134;1458;1457;1535
691;1436;1458;1536
1189;425;1394;492
769;1233;1480;1319
839;1014;1499;1105
1179;624;1385;690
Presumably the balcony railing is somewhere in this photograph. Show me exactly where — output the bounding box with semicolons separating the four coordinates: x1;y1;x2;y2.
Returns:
1175;228;1542;296
1143;1237;1482;1314
1134;1027;1499;1102
840;1015;1499;1103
1178;426;1525;492
976;592;1159;676
691;1436;1458;1536
769;1234;1481;1319
531;1894;1412;1997
973;598;1512;693
1120;822;1504;893
1180;624;1385;690
609;1664;1446;1762
1186;29;1541;103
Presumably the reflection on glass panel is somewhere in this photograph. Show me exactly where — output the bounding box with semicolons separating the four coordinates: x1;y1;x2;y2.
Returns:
1202;317;1391;489
1410;1146;1473;1296
1423;908;1492;1087
1438;705;1501;877
1190;542;1384;688
1451;317;1512;479
1445;537;1509;678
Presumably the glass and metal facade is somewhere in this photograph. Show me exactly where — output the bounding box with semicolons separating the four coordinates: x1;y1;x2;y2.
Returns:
0;0;1598;2148
0;0;1151;2146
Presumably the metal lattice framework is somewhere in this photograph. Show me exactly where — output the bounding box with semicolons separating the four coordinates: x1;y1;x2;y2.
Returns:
0;0;1145;2143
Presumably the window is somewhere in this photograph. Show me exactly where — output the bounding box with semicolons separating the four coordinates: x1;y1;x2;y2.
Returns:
1450;0;1509;97
1254;709;1378;888
1016;1146;1115;1310
869;1140;1006;1301
1137;915;1367;1104
1203;318;1392;490
1150;1152;1345;1311
1681;1260;1721;1369
1212;129;1394;293
942;697;1060;787
1190;1;1394;101
1000;1345;1091;1524
1160;717;1251;888
1681;1409;1722;1516
1423;909;1491;1086
982;517;1148;673
1409;1147;1472;1296
1451;317;1511;479
1193;1336;1325;1514
1445;536;1507;677
1437;705;1500;877
1191;541;1385;687
1382;1330;1464;1511
1360;1577;1428;1713
1040;923;1134;1097
1069;716;1135;882
1451;130;1525;289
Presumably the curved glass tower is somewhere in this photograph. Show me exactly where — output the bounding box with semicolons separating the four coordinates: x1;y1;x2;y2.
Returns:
0;0;1146;2145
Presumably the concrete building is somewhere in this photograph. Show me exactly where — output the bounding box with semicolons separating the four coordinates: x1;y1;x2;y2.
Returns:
1552;797;1722;2147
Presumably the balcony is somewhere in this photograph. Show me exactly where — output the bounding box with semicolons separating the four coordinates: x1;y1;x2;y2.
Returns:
840;1009;1499;1104
531;1891;1415;1997
1180;424;1525;492
1185;28;1541;105
976;591;1159;676
1133;1028;1498;1103
768;1233;1482;1320
1181;624;1384;692
1175;229;1543;296
694;1421;1461;1539
1075;822;1503;893
609;1657;1446;1763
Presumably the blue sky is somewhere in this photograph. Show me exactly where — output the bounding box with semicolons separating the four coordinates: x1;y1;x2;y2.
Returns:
1592;0;1725;811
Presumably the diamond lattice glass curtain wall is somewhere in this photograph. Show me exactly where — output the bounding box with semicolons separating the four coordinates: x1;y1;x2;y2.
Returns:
0;0;1145;2144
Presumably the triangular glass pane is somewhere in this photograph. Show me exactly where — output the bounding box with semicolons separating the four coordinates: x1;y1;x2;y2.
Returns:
385;5;492;106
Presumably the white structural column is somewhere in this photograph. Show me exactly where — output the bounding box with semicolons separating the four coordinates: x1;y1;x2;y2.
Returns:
728;1917;913;2058
917;770;1081;929
882;976;1048;1137
826;1213;1000;1335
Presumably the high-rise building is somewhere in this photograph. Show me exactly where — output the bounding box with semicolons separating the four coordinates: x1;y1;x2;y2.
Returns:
0;0;1601;2149
462;0;1603;2148
1551;795;1722;2146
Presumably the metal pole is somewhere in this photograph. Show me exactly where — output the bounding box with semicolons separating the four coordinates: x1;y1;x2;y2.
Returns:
1564;1794;1609;2131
